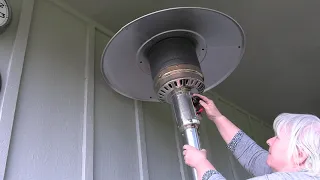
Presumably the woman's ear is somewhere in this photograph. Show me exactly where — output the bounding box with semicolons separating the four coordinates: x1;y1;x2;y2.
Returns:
296;147;308;166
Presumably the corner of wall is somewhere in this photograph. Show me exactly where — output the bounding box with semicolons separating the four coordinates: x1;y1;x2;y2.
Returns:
48;0;115;37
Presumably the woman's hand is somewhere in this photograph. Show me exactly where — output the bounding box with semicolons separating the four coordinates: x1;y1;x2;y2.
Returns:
183;145;208;168
193;94;223;121
183;145;216;179
193;94;241;145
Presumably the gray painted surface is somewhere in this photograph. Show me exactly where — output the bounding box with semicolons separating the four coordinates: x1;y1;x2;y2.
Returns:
5;1;86;179
0;0;35;178
0;1;274;180
213;0;320;122
94;30;140;180
142;102;182;180
0;0;22;103
60;0;320;124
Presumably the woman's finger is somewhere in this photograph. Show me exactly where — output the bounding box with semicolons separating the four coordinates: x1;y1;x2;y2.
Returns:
183;145;188;150
199;100;209;110
193;94;211;104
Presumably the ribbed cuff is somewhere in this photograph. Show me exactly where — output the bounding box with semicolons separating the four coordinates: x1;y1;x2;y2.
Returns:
202;169;221;180
227;130;244;152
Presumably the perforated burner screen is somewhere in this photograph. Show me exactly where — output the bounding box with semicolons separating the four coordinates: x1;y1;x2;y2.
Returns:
157;78;205;102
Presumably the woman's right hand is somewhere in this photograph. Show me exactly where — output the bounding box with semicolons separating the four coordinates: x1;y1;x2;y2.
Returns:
193;94;241;145
193;94;223;121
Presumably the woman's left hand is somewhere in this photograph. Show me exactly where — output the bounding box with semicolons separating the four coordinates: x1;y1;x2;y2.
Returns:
183;145;208;168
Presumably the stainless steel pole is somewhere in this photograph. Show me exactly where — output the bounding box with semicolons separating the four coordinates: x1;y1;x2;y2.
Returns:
170;89;201;180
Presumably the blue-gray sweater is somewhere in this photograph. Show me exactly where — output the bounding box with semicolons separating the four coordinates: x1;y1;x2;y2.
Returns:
206;130;320;180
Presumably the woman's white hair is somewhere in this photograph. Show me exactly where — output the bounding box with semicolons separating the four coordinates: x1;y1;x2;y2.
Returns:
273;113;320;176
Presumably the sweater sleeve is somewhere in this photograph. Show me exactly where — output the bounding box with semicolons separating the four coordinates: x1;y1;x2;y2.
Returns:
247;171;319;180
205;170;227;180
226;130;273;176
204;168;319;180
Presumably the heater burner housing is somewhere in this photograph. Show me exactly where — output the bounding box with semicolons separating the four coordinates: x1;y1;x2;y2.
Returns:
147;37;205;103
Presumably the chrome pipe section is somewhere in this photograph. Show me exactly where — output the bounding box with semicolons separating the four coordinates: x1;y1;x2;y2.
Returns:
146;36;205;180
170;89;201;180
184;128;201;180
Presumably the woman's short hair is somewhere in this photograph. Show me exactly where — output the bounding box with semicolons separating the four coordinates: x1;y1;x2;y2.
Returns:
273;113;320;176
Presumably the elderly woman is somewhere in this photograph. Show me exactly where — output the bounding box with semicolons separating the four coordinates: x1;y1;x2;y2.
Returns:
183;94;320;180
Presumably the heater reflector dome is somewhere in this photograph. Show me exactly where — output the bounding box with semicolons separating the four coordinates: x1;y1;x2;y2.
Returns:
101;7;245;102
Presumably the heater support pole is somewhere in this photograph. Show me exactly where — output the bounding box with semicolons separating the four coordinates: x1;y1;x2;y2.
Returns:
170;89;201;180
183;128;201;180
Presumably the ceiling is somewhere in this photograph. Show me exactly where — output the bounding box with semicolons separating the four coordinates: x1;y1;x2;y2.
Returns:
62;0;320;124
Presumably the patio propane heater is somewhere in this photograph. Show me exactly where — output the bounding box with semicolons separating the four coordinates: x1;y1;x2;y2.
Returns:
101;7;245;180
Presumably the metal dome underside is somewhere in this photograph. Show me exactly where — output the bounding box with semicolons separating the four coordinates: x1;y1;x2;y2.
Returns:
101;7;245;102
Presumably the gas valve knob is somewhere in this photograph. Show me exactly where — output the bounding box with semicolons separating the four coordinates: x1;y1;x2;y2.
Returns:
192;96;204;115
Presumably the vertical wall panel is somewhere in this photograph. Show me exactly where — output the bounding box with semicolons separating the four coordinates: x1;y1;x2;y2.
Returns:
93;30;140;180
82;25;95;180
134;100;150;180
0;0;23;101
143;102;182;180
5;1;87;179
0;0;33;179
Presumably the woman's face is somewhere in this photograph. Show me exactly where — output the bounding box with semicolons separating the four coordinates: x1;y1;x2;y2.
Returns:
266;128;293;172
